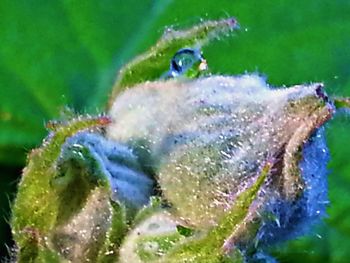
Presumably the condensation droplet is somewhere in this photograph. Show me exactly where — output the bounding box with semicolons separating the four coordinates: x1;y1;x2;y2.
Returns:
167;48;207;78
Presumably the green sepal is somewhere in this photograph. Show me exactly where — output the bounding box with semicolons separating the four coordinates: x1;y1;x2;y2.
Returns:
96;200;128;263
176;225;195;238
161;164;269;263
11;115;111;262
108;18;238;106
119;211;184;263
132;196;163;226
16;226;66;263
52;140;111;225
137;233;183;262
120;163;268;263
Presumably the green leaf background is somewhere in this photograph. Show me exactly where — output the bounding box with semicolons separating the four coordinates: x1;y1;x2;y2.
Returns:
0;0;349;262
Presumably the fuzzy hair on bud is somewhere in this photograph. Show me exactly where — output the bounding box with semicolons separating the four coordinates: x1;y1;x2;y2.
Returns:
107;74;333;244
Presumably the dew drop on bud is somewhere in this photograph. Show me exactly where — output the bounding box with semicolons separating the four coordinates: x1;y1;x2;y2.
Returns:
168;48;207;78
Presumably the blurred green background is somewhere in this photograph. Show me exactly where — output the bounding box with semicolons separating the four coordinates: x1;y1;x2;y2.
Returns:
0;0;350;262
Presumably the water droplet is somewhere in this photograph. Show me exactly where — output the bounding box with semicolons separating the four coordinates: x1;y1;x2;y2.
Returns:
168;48;207;78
